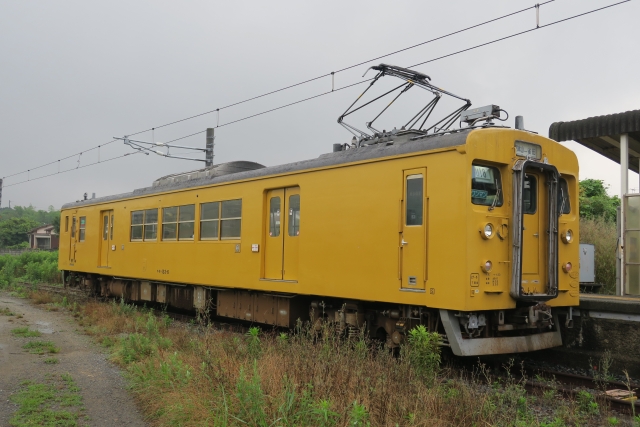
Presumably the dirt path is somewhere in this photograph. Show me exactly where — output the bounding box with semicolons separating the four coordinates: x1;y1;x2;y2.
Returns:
0;294;147;426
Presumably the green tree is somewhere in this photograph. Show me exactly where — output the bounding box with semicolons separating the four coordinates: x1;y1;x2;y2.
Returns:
579;179;620;222
0;217;39;248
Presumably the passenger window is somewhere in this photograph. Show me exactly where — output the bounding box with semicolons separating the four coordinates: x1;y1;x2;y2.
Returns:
288;195;300;236
131;211;144;241
162;207;178;240
162;205;195;240
524;175;537;214
558;178;571;215
110;215;114;240
221;199;242;239
471;164;503;207
144;209;158;240
406;175;423;226
131;209;158;241
65;216;69;233
269;198;281;237
102;216;108;240
79;217;86;242
200;202;220;240
178;205;195;240
71;217;76;238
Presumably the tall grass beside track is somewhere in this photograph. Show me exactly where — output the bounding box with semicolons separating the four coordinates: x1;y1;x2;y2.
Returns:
0;249;634;425
72;299;624;427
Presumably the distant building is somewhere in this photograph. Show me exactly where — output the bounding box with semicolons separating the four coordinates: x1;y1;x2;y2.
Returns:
27;225;59;250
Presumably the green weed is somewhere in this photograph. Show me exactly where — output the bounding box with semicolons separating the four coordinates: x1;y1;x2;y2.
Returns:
1;306;15;316
348;401;370;427
235;361;267;426
245;326;261;359
43;357;59;364
9;374;84;427
403;324;441;381
23;341;59;355
576;390;599;416
11;327;42;338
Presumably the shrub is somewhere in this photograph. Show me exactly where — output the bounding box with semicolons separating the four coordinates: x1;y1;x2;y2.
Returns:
580;217;617;294
0;251;61;288
404;324;441;381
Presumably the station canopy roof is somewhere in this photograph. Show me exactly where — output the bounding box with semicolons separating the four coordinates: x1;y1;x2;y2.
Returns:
549;109;640;173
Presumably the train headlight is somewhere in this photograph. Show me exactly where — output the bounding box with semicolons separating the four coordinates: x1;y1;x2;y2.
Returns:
561;229;573;244
481;260;493;273
481;223;494;239
562;262;573;273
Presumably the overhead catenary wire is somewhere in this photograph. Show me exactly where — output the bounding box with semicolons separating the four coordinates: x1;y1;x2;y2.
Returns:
156;0;631;133
2;0;557;181
3;152;143;188
1;0;630;189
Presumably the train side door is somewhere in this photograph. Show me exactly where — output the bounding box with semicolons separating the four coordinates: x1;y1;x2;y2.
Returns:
264;187;300;280
69;215;77;263
521;171;545;293
265;189;284;279
283;187;300;281
400;169;427;290
99;210;113;267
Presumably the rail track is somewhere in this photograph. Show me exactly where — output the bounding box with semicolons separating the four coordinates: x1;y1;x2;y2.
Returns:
523;367;640;414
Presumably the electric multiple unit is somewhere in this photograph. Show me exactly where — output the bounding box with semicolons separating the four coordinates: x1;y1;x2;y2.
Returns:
58;65;579;355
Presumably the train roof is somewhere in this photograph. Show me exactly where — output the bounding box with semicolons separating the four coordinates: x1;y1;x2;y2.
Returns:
62;128;474;209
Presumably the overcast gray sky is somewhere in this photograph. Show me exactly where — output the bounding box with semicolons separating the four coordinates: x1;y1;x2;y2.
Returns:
1;0;638;210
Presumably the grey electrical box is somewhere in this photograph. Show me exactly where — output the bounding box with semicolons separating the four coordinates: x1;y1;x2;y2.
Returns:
579;244;595;283
461;105;500;124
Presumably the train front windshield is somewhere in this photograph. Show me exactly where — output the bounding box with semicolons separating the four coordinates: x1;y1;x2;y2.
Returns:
471;164;503;207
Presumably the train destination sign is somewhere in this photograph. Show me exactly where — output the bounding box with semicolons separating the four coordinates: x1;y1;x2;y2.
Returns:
515;140;542;160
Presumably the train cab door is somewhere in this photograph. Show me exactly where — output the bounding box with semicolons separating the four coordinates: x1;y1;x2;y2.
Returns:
69;214;77;263
521;170;546;294
400;169;427;290
264;187;300;281
99;210;114;267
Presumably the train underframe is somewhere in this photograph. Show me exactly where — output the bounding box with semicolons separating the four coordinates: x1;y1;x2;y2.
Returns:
65;272;563;356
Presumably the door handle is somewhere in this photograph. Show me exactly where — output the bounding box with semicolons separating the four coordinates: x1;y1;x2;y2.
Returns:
533;233;539;237
401;239;408;246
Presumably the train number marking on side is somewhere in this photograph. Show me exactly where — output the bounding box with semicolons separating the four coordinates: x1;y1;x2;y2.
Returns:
470;273;479;287
429;288;435;294
157;269;170;275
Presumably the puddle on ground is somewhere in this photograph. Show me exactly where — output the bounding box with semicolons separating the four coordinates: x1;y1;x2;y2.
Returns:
35;321;55;334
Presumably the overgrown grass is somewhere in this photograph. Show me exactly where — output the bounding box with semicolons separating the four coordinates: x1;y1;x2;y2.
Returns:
11;327;42;338
23;341;60;355
0;251;61;290
580;217;617;294
69;299;621;426
1;306;16;316
9;374;84;427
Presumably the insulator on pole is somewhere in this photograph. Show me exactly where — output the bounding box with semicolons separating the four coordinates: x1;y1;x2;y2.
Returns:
205;128;215;167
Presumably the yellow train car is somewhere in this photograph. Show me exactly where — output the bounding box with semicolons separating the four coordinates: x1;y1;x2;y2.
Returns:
59;125;579;356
